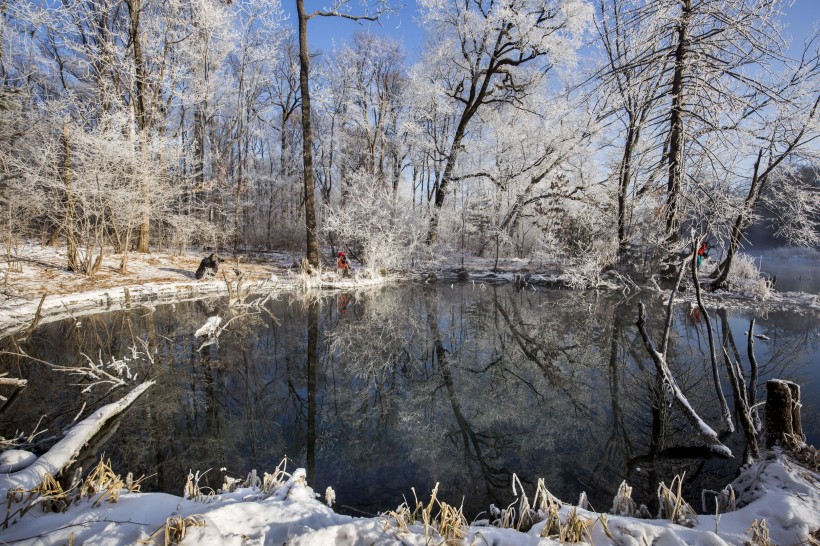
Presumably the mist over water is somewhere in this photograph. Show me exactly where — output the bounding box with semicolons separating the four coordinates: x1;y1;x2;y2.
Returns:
750;247;820;294
2;284;818;518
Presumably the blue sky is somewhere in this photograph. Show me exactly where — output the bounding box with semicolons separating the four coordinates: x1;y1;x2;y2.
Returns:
293;0;819;62
299;1;424;60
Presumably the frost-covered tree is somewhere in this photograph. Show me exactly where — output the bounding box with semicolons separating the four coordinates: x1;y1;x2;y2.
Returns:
322;172;427;274
710;33;820;288
417;0;592;244
594;0;670;262
294;0;394;269
595;0;816;276
655;0;797;247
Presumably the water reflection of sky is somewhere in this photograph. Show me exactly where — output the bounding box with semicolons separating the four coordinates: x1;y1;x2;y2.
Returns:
750;249;820;294
1;284;818;519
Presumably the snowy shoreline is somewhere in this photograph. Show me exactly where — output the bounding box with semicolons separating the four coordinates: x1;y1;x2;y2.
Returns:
0;273;395;340
0;432;817;545
2;265;818;341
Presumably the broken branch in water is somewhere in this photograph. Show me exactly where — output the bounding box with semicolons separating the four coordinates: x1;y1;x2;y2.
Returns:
0;381;155;500
636;301;732;459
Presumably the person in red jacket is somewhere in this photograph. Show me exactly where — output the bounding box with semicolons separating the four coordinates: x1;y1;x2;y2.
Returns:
697;242;708;269
337;251;350;275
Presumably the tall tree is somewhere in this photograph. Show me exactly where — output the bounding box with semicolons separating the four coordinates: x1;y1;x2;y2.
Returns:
711;33;820;288
295;0;391;269
417;0;592;244
595;0;669;261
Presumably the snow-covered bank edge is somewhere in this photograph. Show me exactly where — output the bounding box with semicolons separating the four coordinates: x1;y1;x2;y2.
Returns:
0;274;394;340
3;266;816;342
423;267;820;312
0;445;817;545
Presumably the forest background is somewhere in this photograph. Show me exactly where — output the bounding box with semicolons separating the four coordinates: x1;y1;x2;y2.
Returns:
0;0;819;287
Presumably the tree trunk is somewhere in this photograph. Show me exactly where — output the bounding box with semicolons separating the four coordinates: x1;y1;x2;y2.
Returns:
426;120;468;244
664;0;691;244
712;150;764;288
128;0;151;253
617;123;636;262
296;0;319;268
62;122;79;272
765;380;803;448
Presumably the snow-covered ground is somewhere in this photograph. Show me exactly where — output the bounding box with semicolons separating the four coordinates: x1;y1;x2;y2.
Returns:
0;243;395;338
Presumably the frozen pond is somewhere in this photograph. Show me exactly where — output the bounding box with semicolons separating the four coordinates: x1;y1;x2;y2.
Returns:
1;284;818;518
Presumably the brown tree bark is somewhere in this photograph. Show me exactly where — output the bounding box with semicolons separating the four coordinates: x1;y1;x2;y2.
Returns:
296;0;319;268
62;122;79;272
765;380;803;448
664;0;691;244
127;0;152;254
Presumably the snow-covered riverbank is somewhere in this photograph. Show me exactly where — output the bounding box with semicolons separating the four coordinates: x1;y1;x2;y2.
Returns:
2;243;818;340
1;393;818;546
0;243;397;338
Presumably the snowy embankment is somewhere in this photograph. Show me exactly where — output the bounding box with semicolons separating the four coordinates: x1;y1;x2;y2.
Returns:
0;436;817;545
0;273;393;340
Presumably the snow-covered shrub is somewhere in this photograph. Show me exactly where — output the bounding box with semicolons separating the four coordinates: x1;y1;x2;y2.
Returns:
322;172;427;275
724;253;773;299
163;213;230;257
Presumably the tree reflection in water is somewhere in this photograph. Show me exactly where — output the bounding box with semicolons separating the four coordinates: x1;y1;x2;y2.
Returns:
0;284;817;518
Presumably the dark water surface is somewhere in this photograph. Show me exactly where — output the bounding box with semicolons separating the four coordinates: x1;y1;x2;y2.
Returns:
2;284;818;518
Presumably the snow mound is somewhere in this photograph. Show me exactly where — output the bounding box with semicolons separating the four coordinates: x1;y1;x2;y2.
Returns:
0;449;37;473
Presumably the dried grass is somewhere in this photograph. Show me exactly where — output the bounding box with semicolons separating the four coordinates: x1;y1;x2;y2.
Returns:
657;473;698;527
3;456;147;528
783;435;820;472
141;514;207;546
183;470;216;502
746;518;773;546
219;458;297;502
701;484;736;514
611;480;637;517
382;483;468;544
559;506;595;543
82;457;145;506
4;473;70;528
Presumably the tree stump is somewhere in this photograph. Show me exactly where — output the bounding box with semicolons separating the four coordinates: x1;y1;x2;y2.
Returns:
766;380;803;448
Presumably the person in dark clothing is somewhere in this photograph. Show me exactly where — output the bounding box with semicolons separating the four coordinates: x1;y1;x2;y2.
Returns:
195;253;219;279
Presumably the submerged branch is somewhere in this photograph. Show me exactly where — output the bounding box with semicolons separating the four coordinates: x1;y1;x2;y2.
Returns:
691;233;733;434
636;302;732;459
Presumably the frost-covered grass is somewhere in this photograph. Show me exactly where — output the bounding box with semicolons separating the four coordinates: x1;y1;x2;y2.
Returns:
721;253;775;300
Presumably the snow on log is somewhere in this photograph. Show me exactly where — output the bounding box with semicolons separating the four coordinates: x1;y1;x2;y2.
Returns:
0;381;155;496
